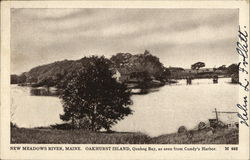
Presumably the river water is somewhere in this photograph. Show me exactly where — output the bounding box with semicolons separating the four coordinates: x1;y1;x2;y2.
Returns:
11;78;239;137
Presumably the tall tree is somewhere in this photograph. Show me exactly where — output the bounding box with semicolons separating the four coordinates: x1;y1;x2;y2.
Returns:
191;62;205;70
110;50;166;80
227;63;239;75
59;56;133;131
11;75;19;84
217;65;227;70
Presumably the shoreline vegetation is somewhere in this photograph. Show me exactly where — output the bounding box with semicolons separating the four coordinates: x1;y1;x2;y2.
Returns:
11;51;239;89
10;51;240;144
11;124;238;144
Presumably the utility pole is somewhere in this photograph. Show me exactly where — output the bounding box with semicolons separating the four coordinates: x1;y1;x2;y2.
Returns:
215;108;218;122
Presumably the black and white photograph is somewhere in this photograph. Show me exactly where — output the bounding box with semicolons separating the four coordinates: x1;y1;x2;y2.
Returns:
9;8;241;145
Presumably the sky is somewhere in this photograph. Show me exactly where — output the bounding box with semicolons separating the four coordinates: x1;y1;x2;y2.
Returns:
11;8;239;74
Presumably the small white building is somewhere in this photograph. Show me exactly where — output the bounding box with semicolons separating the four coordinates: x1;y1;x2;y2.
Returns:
112;69;121;82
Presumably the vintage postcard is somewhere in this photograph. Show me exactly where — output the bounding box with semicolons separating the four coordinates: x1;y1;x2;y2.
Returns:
0;0;249;159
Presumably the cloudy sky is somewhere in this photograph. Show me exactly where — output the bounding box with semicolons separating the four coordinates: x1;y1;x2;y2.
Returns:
11;8;238;74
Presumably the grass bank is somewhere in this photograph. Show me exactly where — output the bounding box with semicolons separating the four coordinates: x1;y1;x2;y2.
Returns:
11;127;238;144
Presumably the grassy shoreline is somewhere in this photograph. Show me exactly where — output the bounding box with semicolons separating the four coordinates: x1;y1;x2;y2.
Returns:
11;127;238;144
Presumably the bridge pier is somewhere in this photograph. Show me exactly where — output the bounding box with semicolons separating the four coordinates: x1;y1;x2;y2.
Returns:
212;75;218;84
186;77;192;85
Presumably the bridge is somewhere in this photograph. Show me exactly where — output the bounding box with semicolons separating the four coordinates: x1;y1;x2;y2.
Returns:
186;76;219;85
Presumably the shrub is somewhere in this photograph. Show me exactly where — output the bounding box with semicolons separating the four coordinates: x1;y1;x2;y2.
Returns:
178;126;187;133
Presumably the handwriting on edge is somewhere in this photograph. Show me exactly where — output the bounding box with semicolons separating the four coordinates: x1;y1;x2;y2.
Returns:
237;25;249;127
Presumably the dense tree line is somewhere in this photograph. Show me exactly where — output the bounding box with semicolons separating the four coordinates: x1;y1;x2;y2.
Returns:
111;50;169;81
11;50;170;86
